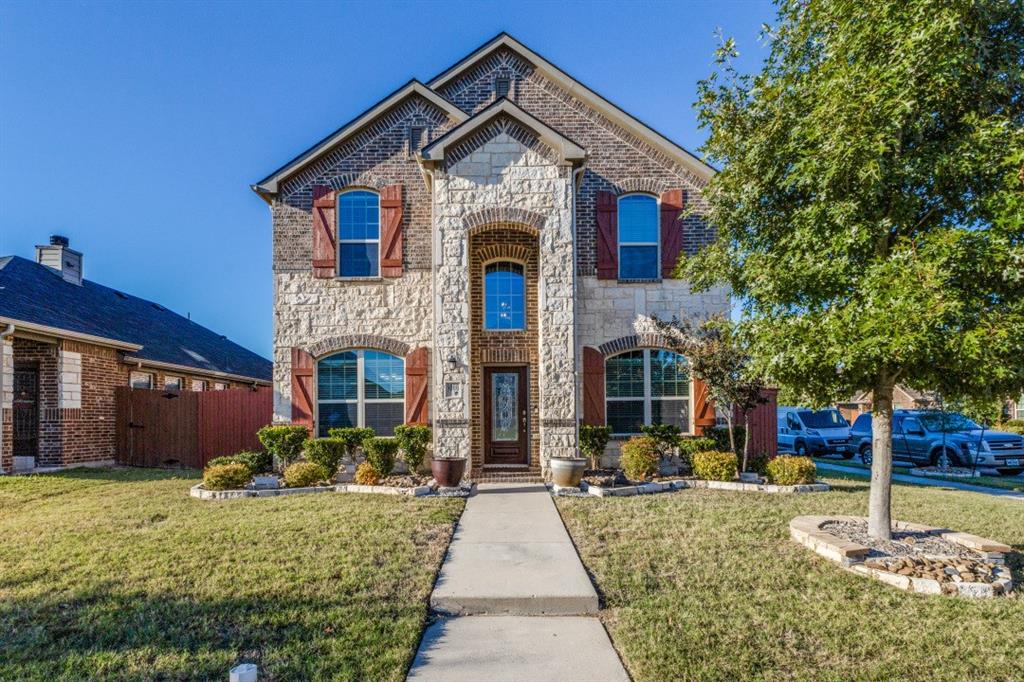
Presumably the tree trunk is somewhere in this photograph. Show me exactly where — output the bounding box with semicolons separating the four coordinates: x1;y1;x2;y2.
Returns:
867;376;896;541
741;411;752;472
725;409;736;456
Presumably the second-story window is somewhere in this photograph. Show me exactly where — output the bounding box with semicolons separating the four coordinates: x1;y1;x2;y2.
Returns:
495;76;511;98
484;262;525;330
338;190;380;277
618;194;659;280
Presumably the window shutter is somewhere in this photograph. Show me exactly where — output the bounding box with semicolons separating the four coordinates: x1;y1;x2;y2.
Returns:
582;346;606;425
291;347;315;429
405;346;429;424
596;190;618;279
660;189;684;278
380;184;403;277
692;376;716;435
312;185;336;279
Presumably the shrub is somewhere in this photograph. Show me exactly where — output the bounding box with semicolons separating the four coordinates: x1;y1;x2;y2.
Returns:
354;461;381;486
203;463;251;490
282;461;328;488
620;436;660;481
766;455;816;485
677;436;717;474
746;452;773;476
394;424;431;472
209;450;272;474
364;437;399;477
640;423;682;462
704;425;746;454
257;425;309;468
327;427;376;462
303;438;347;475
1001;419;1024;435
692;450;738;481
579;424;612;469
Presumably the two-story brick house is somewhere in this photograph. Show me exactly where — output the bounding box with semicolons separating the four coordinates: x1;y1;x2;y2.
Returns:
255;34;729;480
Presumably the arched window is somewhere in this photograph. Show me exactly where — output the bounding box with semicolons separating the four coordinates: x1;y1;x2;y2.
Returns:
338;190;380;277
484;261;525;330
317;350;404;436
618;194;659;280
605;349;690;435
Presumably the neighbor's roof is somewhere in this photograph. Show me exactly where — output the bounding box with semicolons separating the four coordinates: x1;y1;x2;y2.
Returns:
0;256;272;382
252;33;714;200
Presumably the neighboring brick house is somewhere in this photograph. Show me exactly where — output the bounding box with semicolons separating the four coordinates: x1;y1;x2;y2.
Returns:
0;237;272;473
254;34;730;480
837;385;942;423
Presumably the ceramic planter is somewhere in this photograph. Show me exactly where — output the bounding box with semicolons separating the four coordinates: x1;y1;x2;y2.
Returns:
431;458;466;487
549;457;587;487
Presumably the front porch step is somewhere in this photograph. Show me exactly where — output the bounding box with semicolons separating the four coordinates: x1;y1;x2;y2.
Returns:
470;468;544;484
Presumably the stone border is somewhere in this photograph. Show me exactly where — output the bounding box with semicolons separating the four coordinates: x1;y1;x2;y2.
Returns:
790;515;1015;598
190;482;438;500
338;483;433;497
908;467;981;479
556;478;830;498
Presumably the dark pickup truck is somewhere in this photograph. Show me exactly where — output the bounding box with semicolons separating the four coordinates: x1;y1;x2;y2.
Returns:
850;410;1024;476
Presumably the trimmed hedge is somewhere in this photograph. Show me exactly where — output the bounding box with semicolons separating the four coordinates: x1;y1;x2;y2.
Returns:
282;461;329;488
328;427;376;461
579;424;612;469
704;425;746;454
394;424;431;472
766;455;816;485
203;463;251;491
1001;419;1024;435
354;461;381;486
677;436;717;474
208;450;271;474
620;436;660;481
304;438;347;475
364;437;399;477
692;451;738;481
257;425;309;467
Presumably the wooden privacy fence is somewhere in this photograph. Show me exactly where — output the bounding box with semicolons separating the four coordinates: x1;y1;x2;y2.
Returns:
733;388;779;458
116;386;273;469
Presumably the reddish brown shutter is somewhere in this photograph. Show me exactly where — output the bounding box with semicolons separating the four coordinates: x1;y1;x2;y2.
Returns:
291;347;315;430
582;346;606;425
660;189;684;278
312;186;336;279
405;346;429;424
596;190;618;279
692;376;717;435
380;184;403;278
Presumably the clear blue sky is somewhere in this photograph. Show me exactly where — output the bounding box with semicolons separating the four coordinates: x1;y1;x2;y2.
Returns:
0;0;774;358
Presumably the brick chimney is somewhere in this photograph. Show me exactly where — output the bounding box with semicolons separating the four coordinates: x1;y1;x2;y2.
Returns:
35;235;83;285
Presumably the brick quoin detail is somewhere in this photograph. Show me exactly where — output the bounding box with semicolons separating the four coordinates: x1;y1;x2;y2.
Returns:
598;333;677;357
463;207;548;234
305;334;411;359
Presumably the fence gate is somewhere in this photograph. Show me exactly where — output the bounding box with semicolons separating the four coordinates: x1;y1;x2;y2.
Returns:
116;387;272;469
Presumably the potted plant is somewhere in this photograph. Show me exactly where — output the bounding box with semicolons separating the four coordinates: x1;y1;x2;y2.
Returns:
548;456;588;487
431;456;466;487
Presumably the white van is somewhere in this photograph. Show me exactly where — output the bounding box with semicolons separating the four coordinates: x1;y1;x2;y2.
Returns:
777;406;853;458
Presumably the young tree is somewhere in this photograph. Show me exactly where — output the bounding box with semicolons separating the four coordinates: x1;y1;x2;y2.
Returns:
689;0;1024;539
637;315;766;472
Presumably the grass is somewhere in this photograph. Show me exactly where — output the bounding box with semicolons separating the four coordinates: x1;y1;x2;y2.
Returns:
813;456;1024;492
0;467;464;681
556;476;1023;681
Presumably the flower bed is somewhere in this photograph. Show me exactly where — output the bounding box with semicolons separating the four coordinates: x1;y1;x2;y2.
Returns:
192;478;475;500
790;515;1015;598
553;475;829;498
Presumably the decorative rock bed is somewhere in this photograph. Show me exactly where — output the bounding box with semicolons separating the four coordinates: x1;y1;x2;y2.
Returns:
908;466;981;479
790;515;1015;598
552;478;830;498
190;480;476;500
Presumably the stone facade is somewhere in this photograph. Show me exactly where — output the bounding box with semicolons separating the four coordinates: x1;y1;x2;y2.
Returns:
262;36;729;476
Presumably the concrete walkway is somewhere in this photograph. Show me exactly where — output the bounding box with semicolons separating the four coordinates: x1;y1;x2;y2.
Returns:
407;484;628;681
817;461;1024;501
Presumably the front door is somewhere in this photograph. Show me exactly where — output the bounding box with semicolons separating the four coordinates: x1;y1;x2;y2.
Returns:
12;364;39;457
484;366;528;465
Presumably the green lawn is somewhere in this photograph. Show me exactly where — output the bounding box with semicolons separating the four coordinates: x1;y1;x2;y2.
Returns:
0;468;463;681
557;477;1023;681
813;456;1024;492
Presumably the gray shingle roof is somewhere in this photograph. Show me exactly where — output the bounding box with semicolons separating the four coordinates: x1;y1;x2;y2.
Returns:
0;255;271;381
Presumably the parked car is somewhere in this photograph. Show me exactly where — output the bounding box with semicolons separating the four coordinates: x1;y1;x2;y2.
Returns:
777;406;854;458
849;410;1024;475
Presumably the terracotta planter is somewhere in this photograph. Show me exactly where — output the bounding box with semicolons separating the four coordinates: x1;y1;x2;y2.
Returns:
431;458;466;487
549;457;587;487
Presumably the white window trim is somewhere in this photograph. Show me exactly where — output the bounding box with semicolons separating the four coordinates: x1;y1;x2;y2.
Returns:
337;189;382;280
316;349;405;436
129;371;153;389
482;258;527;332
605;349;694;436
1016;394;1024;420
617;193;660;281
192;379;207;392
164;376;182;390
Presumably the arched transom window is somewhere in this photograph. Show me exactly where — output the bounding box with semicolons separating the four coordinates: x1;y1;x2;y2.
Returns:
617;194;659;280
338;190;380;277
605;349;690;435
484;261;525;330
317;350;404;436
